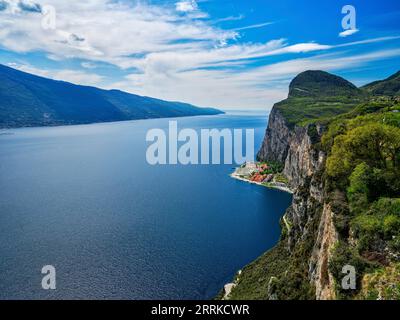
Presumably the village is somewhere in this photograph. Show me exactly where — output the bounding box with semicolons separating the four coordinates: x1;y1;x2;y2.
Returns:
231;161;293;194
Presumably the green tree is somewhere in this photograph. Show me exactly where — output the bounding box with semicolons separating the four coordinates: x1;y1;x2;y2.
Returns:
347;162;371;213
327;123;400;179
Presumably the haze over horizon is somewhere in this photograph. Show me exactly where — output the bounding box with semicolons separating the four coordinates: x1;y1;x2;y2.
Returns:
1;0;399;109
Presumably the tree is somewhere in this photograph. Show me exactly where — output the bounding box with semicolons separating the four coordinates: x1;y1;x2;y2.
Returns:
347;162;371;213
326;123;400;179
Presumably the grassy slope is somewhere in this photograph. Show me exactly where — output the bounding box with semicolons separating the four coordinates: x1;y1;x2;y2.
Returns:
276;70;365;128
275;96;362;128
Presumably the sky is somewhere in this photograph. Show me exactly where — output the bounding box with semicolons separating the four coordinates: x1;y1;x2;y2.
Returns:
0;0;400;110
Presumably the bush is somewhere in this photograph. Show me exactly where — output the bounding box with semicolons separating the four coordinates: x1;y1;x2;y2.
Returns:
383;215;400;239
326;123;400;179
351;214;382;236
370;198;400;217
347;162;371;213
389;236;400;251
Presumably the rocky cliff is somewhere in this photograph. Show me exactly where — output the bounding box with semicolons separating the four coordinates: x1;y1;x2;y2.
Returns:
225;70;400;300
223;71;400;299
226;71;364;300
251;71;374;299
257;103;337;299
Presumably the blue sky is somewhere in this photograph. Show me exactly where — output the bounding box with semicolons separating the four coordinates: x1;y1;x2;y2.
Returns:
0;0;399;109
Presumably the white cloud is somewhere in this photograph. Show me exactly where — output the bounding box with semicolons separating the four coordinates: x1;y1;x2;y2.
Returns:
175;1;198;13
214;14;245;23
0;0;236;65
81;61;97;69
106;48;400;109
233;21;274;31
1;1;399;109
339;28;359;37
270;43;332;54
336;36;400;47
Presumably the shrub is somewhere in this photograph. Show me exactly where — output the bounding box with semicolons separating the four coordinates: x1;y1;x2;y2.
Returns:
383;215;400;239
370;198;400;217
327;123;400;179
351;214;382;236
347;162;371;213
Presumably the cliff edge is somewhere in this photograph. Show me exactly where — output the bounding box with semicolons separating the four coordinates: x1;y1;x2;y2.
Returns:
224;70;400;300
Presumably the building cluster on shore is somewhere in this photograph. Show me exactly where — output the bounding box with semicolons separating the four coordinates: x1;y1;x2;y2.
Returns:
231;161;292;193
249;163;274;183
235;162;274;184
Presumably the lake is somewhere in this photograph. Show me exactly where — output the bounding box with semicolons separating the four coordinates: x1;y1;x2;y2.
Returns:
0;112;292;299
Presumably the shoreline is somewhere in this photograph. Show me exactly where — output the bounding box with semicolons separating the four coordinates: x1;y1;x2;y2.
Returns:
222;165;293;299
0;113;226;131
230;170;294;194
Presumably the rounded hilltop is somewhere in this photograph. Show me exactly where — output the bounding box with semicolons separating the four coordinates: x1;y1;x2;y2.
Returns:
288;70;361;98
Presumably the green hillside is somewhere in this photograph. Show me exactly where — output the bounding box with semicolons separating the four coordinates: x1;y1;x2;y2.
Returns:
0;64;223;128
274;70;400;128
362;70;400;96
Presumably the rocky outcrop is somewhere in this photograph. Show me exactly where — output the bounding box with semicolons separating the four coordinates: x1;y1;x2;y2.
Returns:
309;203;338;300
228;69;400;300
257;108;290;164
257;101;337;300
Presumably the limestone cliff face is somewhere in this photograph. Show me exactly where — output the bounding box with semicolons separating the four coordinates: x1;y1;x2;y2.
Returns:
257;104;338;300
310;203;338;299
257;108;290;164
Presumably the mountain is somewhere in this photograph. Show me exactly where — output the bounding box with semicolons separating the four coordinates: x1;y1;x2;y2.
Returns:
362;70;400;95
274;70;364;129
288;70;362;98
223;70;400;300
0;64;223;128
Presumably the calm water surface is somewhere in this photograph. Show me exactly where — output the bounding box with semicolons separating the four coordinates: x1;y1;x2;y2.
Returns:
0;113;292;299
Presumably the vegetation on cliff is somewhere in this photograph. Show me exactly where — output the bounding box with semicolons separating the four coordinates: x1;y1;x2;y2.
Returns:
225;70;400;300
323;96;400;299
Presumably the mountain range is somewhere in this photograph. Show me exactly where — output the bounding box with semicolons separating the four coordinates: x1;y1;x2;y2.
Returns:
0;64;223;128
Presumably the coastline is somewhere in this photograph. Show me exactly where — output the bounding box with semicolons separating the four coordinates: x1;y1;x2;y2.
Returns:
230;167;293;194
221;165;293;299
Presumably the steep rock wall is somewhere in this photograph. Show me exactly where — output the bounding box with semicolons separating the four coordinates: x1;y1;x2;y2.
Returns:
257;105;337;299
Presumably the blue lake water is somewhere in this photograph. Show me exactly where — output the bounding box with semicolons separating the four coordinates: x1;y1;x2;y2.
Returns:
0;113;292;299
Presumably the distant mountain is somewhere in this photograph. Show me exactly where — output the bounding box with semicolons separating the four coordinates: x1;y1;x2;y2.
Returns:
362;70;400;95
288;70;362;98
0;64;223;128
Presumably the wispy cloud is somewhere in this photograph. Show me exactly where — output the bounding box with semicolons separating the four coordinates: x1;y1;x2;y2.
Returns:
175;0;198;13
107;48;400;109
339;28;359;37
0;0;399;109
336;36;400;47
214;14;245;23
233;21;274;31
